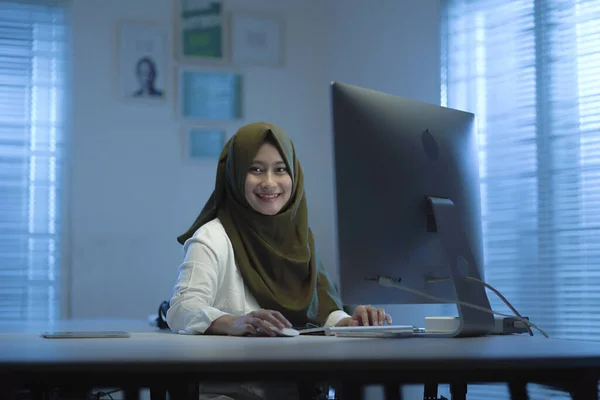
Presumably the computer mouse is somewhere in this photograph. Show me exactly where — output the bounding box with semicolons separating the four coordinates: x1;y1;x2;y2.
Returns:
275;327;300;337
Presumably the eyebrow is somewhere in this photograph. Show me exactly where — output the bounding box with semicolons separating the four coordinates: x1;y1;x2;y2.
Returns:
251;160;286;166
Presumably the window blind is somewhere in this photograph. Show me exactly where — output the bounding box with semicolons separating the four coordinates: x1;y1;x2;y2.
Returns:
442;0;600;398
0;0;69;321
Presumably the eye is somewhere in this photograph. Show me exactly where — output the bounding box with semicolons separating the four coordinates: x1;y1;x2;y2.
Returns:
248;166;262;174
275;167;288;174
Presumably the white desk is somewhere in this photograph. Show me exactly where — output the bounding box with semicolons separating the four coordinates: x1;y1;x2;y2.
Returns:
1;319;599;400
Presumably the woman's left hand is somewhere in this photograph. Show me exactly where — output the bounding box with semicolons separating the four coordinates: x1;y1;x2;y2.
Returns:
338;305;392;326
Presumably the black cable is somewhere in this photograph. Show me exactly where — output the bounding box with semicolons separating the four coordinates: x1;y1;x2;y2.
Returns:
465;276;535;336
90;389;120;400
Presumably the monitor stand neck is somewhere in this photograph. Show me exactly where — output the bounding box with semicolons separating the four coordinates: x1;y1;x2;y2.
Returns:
427;196;495;337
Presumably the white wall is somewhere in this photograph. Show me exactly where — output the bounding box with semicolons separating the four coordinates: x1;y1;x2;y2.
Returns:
69;0;445;334
319;2;446;399
69;0;445;398
68;0;329;318
322;0;445;324
313;0;444;286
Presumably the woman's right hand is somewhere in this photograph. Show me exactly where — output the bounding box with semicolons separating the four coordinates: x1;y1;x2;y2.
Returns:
208;309;292;336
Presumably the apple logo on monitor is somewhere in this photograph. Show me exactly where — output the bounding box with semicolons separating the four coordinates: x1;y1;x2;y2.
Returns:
421;128;439;161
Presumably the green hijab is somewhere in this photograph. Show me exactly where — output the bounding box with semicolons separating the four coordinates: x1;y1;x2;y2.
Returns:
177;122;343;327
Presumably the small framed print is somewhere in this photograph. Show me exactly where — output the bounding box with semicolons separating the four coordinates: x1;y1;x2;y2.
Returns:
183;127;225;160
231;12;283;67
177;68;243;121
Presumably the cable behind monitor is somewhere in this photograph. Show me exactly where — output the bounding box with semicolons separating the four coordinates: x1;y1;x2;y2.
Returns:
373;275;548;338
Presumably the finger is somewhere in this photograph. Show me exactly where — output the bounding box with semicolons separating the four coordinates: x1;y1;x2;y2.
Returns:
377;308;385;326
270;310;292;328
255;319;278;337
256;310;286;330
251;314;279;336
368;306;378;326
255;327;268;337
250;310;277;327
244;324;258;336
350;318;359;326
386;314;393;325
241;317;260;336
357;306;369;326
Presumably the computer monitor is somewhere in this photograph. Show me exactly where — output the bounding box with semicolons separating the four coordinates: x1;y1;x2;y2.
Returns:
330;82;495;337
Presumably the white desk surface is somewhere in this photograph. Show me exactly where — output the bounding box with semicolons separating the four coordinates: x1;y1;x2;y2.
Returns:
1;318;600;369
1;318;600;393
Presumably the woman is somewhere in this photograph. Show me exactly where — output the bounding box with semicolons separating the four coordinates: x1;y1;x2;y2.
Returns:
167;122;392;399
167;121;391;336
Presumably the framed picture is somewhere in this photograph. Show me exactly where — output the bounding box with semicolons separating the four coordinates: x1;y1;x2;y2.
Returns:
118;21;167;101
175;0;229;64
231;12;283;67
183;127;226;160
177;68;243;121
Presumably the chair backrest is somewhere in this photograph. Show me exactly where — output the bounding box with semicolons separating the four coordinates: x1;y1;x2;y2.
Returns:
156;300;169;329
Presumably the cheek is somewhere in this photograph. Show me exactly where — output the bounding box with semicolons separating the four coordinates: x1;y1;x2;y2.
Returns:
282;177;293;197
244;176;256;199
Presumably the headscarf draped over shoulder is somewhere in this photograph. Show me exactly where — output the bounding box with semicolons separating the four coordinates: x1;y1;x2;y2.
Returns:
177;122;343;327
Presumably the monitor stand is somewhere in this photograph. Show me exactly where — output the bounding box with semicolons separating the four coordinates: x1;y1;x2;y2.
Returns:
425;196;495;337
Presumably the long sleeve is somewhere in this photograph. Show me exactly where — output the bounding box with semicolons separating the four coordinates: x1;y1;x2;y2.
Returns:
166;233;230;334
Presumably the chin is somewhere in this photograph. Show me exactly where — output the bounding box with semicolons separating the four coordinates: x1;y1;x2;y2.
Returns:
253;204;283;216
258;208;280;216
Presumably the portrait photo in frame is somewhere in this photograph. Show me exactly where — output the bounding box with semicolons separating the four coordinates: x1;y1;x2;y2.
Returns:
118;21;167;101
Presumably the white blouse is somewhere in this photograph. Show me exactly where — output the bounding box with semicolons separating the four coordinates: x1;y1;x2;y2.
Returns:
166;218;350;334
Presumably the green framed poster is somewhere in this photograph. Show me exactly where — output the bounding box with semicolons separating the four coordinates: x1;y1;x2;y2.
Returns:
176;0;228;62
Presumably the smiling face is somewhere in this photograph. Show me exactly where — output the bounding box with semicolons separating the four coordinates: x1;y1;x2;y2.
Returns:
136;59;155;87
244;142;293;215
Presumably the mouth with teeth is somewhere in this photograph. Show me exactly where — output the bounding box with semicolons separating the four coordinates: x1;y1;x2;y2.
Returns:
256;193;281;202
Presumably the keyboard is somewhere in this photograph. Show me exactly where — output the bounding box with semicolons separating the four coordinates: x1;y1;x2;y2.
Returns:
299;324;418;337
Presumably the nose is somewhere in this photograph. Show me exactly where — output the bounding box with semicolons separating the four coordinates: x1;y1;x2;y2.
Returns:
260;172;276;190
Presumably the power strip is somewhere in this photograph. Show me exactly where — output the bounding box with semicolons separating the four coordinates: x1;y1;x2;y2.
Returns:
424;316;530;335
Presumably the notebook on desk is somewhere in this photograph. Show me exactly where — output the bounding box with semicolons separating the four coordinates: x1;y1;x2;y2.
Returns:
298;325;416;338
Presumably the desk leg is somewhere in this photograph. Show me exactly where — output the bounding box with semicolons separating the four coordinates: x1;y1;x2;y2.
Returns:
149;387;167;400
336;382;363;400
0;375;19;400
31;388;51;400
57;387;89;400
384;383;402;400
123;387;140;400
168;383;200;400
449;383;467;400
571;373;598;400
423;383;438;400
297;382;318;399
508;381;529;400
